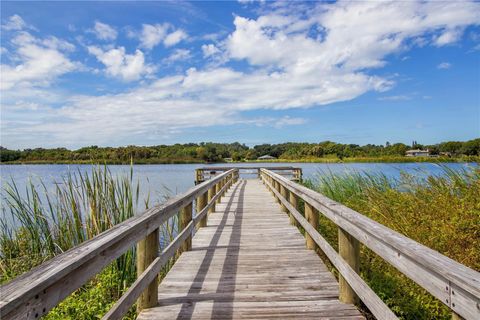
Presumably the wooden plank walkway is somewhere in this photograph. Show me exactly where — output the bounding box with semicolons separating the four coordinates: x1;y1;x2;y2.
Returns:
137;179;364;319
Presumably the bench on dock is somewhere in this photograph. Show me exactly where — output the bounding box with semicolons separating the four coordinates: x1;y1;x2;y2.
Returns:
0;167;478;319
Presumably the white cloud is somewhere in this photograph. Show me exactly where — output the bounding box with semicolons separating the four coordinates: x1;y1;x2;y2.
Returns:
137;24;188;49
164;29;188;47
202;44;220;58
163;49;191;64
437;62;452;69
3;1;480;148
91;21;117;41
435;28;464;46
41;36;76;52
87;46;154;81
1;14;29;31
1;31;78;90
139;23;169;49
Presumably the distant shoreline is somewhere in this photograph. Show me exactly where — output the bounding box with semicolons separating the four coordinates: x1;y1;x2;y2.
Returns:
1;156;478;165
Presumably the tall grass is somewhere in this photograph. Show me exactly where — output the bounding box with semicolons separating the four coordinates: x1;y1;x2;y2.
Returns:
0;166;179;319
304;165;480;319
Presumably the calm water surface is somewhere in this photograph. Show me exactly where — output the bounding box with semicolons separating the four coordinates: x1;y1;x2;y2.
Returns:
0;162;477;229
1;162;476;204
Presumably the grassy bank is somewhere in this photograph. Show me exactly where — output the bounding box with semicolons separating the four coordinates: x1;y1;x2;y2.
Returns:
248;155;480;163
0;158;204;165
303;166;479;319
2;155;479;165
0;166;177;319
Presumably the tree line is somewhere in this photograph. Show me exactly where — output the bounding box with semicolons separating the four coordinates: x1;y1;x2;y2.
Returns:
1;139;479;163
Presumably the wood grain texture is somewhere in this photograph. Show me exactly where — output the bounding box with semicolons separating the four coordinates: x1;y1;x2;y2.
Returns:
0;169;236;319
137;179;363;320
260;169;480;320
262;176;398;320
338;227;360;304
136;229;159;311
103;221;194;320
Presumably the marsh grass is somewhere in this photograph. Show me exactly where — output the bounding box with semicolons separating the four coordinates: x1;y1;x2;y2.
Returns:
304;165;480;319
0;165;179;319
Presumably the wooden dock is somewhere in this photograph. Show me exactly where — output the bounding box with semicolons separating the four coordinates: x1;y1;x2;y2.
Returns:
137;179;363;319
1;167;478;320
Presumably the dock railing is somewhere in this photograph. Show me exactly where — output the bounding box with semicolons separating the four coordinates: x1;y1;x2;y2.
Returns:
0;169;239;320
260;168;480;320
1;167;479;320
195;166;302;184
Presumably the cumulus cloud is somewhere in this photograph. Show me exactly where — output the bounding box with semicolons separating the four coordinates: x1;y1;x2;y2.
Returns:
91;21;117;41
202;44;220;58
163;49;192;64
435;28;464;46
1;31;78;90
437;62;452;69
3;1;480;147
87;46;154;81
1;14;29;31
138;23;188;49
139;23;169;49
163;29;188;47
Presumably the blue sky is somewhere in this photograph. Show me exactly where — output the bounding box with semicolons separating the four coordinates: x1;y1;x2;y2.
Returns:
1;0;479;149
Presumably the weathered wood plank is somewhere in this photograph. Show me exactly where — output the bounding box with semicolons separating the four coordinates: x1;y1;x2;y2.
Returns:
137;179;363;320
263;177;397;320
102;220;194;320
0;169;237;319
261;169;480;320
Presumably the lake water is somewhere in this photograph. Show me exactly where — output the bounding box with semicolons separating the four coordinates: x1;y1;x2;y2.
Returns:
1;162;476;205
0;162;477;231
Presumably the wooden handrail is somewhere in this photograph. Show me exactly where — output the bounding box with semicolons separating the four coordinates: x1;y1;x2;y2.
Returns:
0;169;238;320
195;166;302;184
260;168;480;320
105;170;238;319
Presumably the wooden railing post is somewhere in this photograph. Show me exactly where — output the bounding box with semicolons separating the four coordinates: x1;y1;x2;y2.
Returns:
208;186;215;215
195;169;202;185
136;228;159;312
179;202;192;253
215;182;221;204
274;180;280;203
304;202;318;251
197;191;208;228
338;227;360;304
280;184;288;213
288;191;298;226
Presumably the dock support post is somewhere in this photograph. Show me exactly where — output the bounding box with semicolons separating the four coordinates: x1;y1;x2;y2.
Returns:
197;192;208;228
136;228;159;312
338;228;360;304
305;202;318;251
288;191;298;226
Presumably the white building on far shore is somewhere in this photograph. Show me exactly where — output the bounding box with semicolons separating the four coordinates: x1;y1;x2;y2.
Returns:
405;149;430;157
